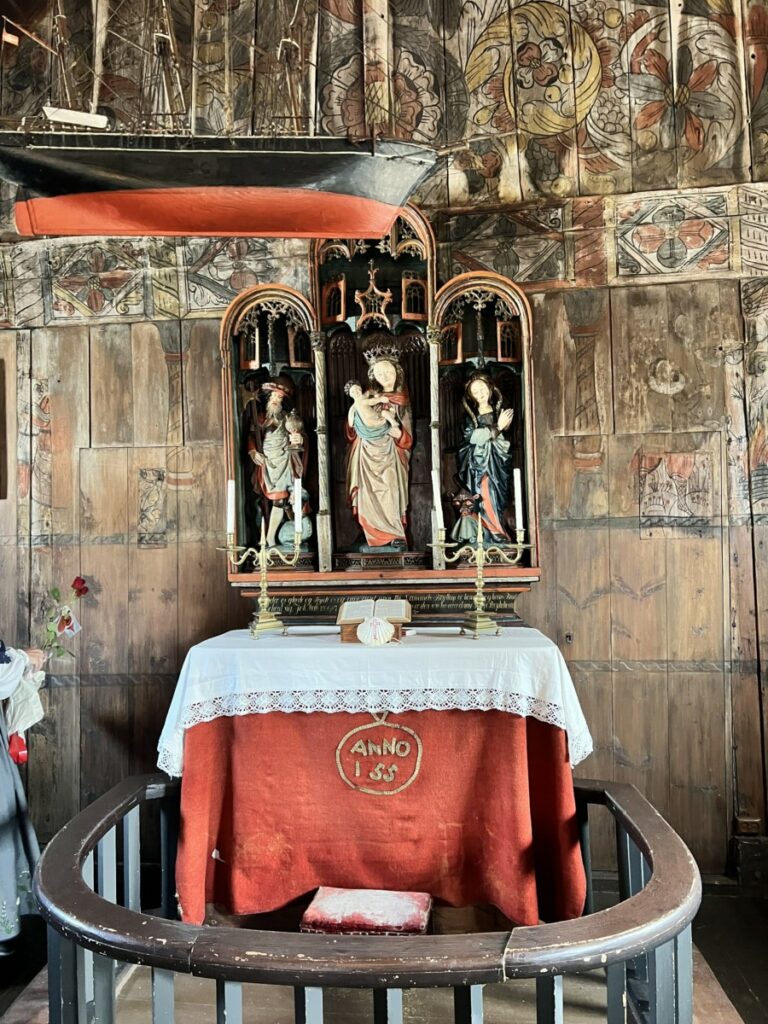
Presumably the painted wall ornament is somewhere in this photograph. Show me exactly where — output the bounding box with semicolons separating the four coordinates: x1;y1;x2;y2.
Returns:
466;4;600;135
637;451;714;531
321;48;443;142
616;195;730;277
453;0;744;196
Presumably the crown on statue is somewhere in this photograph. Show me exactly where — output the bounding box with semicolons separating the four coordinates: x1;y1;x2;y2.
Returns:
363;343;400;366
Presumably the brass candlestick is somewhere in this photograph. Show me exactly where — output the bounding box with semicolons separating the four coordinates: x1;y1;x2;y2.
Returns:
432;514;531;639
221;519;302;638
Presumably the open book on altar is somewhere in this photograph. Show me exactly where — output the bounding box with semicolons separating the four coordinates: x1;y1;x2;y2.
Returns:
336;599;412;626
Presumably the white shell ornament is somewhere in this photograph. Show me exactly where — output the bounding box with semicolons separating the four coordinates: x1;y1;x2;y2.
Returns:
356;616;395;647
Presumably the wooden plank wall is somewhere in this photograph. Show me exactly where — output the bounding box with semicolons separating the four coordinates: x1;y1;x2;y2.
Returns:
0;232;308;843
515;279;755;872
0;239;764;875
1;0;768;877
1;318;250;844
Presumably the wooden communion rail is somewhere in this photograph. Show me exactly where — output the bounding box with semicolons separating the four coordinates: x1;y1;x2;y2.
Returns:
34;775;701;1024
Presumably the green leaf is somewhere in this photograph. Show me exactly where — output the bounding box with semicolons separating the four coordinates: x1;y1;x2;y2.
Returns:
50;587;61;602
46;623;57;634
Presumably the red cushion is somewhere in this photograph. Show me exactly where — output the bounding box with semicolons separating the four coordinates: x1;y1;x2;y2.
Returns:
300;886;432;935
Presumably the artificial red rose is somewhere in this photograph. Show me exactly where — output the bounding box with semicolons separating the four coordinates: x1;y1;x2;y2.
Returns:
72;576;86;590
75;585;89;597
9;733;27;765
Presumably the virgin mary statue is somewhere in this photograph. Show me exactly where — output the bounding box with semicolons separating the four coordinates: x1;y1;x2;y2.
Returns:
345;346;413;549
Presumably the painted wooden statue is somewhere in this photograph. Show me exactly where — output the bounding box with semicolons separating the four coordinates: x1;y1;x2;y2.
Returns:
453;373;514;543
245;376;307;547
345;346;413;550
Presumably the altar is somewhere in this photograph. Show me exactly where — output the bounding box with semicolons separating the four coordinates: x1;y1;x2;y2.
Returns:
157;627;592;928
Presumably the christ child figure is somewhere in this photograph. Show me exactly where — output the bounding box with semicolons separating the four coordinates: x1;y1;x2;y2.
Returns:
345;380;388;429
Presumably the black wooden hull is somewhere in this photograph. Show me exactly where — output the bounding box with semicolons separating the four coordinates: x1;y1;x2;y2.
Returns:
0;133;436;237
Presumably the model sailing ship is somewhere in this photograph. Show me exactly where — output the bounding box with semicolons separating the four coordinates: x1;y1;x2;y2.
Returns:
0;0;436;237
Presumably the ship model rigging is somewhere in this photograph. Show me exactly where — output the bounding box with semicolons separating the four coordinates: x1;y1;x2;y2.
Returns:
0;0;437;237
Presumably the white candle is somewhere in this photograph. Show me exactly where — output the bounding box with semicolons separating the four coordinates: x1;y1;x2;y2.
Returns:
431;469;445;531
226;479;235;535
293;477;302;533
513;468;524;532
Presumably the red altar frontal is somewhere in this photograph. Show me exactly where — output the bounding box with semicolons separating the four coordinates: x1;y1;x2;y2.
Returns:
158;627;593;928
176;709;586;927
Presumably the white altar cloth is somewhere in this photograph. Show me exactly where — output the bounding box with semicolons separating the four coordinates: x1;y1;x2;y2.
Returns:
157;626;593;776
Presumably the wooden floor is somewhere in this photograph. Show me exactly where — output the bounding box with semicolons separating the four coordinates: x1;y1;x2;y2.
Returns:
0;916;46;1017
692;896;768;1023
0;896;763;1022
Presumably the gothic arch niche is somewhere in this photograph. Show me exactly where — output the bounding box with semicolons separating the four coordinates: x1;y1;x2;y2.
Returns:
311;206;437;568
433;272;539;571
220;284;328;568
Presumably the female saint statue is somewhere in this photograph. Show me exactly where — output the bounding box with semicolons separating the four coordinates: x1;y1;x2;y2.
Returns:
454;373;514;543
345;347;413;550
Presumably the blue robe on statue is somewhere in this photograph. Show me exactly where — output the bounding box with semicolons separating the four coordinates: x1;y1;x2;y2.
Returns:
454;411;512;542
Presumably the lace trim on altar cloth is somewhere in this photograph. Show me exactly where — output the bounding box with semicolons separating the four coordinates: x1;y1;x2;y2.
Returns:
156;689;594;777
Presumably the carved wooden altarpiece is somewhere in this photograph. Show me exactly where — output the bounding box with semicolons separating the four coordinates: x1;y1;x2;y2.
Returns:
220;207;540;622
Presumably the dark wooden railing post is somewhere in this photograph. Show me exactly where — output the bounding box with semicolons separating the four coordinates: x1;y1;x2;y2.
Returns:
576;795;594;915
79;851;95;1015
648;939;675;1024
673;926;693;1024
96;827;117;904
294;986;324;1023
92;953;115;1024
616;825;650;987
606;961;628;1023
453;985;484;1023
151;968;175;1023
93;827;117;1024
373;988;404;1024
123;805;141;912
216;979;243;1024
47;926;78;1024
616;825;647;901
536;976;563;1024
160;793;180;920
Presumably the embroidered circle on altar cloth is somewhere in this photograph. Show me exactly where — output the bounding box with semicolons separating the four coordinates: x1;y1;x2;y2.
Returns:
336;717;423;796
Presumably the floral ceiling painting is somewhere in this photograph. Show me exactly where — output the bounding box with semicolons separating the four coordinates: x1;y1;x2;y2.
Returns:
317;0;466;144
0;0;756;211
311;0;752;203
